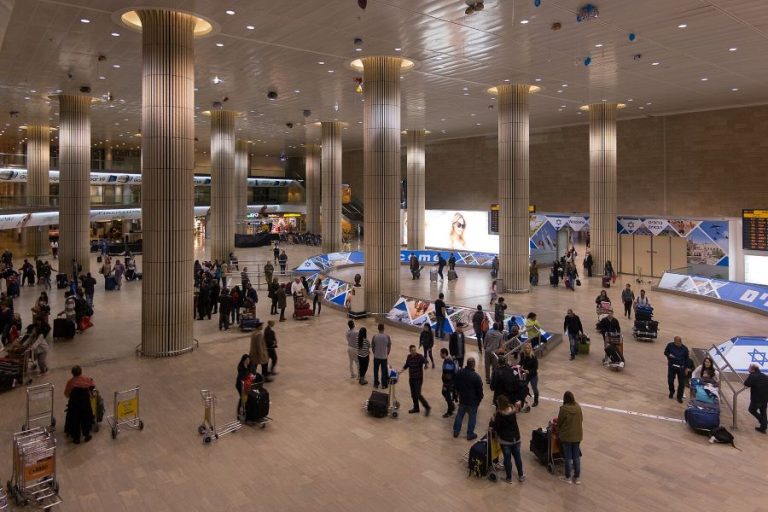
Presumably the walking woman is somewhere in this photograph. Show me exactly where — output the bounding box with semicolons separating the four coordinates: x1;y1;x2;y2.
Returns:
519;343;539;407
490;395;525;483
357;327;371;386
419;322;435;369
557;391;584;485
235;354;251;414
312;276;324;316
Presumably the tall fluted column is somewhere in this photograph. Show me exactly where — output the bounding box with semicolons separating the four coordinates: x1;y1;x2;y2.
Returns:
588;103;618;276
304;143;321;235
362;56;404;313
235;140;249;234
139;9;196;357
58;95;92;276
321;122;343;253
497;84;533;293
406;129;425;250
209;110;235;262
25;125;50;257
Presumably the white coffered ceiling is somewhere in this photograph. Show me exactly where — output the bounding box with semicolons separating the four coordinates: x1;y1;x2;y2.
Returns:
0;0;767;157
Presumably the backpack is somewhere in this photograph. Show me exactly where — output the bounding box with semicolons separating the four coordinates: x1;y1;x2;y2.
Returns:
480;316;489;334
467;439;489;477
709;426;738;449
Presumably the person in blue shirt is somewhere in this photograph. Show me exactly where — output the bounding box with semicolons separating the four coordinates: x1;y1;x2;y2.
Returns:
664;336;689;403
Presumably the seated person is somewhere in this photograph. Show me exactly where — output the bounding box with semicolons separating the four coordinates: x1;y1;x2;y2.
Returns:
691;356;720;386
597;312;621;337
595;290;611;306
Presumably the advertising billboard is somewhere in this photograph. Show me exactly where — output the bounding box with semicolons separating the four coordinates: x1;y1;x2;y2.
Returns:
423;210;499;253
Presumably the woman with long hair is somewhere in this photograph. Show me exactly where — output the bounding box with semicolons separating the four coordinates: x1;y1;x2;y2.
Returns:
448;213;467;250
519;342;539;407
357;327;371;386
692;356;720;386
557;391;584;485
491;395;525;483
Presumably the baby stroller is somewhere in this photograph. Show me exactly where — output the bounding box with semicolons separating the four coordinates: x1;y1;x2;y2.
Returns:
292;292;313;320
603;333;625;370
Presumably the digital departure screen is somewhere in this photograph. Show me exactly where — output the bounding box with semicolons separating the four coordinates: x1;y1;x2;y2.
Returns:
743;209;768;251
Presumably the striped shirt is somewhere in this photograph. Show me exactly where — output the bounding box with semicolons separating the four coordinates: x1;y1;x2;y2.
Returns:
357;338;371;358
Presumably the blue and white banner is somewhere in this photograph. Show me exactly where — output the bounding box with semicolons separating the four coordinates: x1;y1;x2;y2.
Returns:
296;250;496;272
658;272;768;315
295;252;365;272
709;337;768;373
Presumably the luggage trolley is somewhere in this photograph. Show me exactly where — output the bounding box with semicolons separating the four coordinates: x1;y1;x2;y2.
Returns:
0;485;8;511
107;386;144;439
603;332;625;370
237;377;272;429
463;425;503;482
6;427;62;509
595;301;613;331
198;389;242;444
529;419;564;475
362;370;401;418
22;383;56;432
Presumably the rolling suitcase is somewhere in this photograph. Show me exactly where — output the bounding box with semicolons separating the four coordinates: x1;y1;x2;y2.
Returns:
601;276;611;288
447;269;458;281
366;390;389;418
635;304;653;321
245;387;270;422
529;428;549;466
56;273;68;289
240;317;261;331
549;274;558;287
53;318;76;340
429;269;438;282
685;400;720;433
105;276;117;291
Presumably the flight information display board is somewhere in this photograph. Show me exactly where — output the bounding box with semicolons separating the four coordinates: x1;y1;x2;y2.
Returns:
743;209;768;251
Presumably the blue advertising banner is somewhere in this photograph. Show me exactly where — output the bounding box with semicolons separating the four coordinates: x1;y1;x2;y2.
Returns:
658;272;768;315
296;250;496;272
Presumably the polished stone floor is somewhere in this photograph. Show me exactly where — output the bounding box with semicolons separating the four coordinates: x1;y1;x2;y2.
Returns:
0;239;766;512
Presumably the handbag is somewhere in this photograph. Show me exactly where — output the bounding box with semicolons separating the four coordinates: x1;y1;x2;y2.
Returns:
576;279;581;286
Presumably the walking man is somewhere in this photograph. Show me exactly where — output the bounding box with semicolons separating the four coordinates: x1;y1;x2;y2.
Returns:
449;322;466;368
263;261;274;288
371;323;392;389
434;292;447;340
346;320;359;379
621;284;635;319
483;322;504;383
563;309;585;361
400;345;431;415
278;250;288;274
440;348;458;417
744;363;768;433
436;253;447;281
264;320;278;375
664;336;689;403
452;358;484;440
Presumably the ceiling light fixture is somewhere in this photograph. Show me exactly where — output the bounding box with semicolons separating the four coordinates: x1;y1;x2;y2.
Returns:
216;42;224;47
99;76;106;80
394;47;401;51
112;64;120;68
80;18;90;24
213;76;223;84
729;47;737;52
731;87;739;91
226;10;235;15
557;90;563;93
246;25;255;30
111;32;120;37
534;78;542;82
700;77;708;81
355;48;362;52
328;69;334;73
318;61;325;65
678;23;687;28
595;43;603;48
520;19;529;24
651;62;660;66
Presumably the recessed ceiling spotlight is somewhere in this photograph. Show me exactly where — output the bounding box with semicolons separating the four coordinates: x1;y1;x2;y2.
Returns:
355;48;362;52
294;89;300;93
595;43;603;48
328;69;335;73
394;47;401;51
678;23;687;28
216;42;224;47
503;79;511;82
99;76;106;80
627;98;634;102
112;64;120;68
651;62;660;66
462;87;468;91
557;90;563;93
534;78;542;82
558;109;563;112
318;61;325;65
561;84;568;87
111;32;120;37
731;87;739;91
520;19;529;24
436;56;443;60
246;25;255;30
30;89;36;93
470;113;476;116
226;10;235;15
729;47;737;52
80;18;90;24
24;96;30;100
212;76;223;84
639;106;645;110
700;77;708;81
560;105;566;108
463;93;469;96
646;102;652;105
441;118;446;121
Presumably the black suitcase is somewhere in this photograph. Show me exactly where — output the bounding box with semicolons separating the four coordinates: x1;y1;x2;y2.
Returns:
602;276;611;288
530;428;549;465
467;439;489;477
53;318;75;340
245;387;270;422
56;273;68;289
447;270;458;281
367;390;389;418
549;274;558;287
105;276;117;291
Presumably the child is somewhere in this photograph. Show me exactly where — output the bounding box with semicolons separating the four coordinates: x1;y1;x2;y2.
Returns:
490;279;498;306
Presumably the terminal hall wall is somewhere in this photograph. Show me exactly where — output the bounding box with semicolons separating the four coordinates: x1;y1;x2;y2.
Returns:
341;105;768;218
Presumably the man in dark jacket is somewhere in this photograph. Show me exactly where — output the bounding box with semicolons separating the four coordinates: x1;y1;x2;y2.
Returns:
745;363;768;433
439;348;458;418
434;293;447;340
400;345;431;415
81;273;97;309
584;252;593;277
436;254;447;281
664;336;689;403
563;309;585;361
264;320;278;375
452;358;484;440
449;322;466;368
409;254;420;280
218;289;233;330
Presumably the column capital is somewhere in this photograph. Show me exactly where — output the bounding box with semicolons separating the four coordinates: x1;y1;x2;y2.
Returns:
488;83;540;95
580;102;626;112
350;55;416;73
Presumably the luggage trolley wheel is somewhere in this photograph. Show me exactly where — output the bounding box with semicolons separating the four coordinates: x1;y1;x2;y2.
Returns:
139;420;144;430
203;435;212;444
197;425;207;435
547;462;555;474
488;472;497;482
391;411;398;418
93;422;100;433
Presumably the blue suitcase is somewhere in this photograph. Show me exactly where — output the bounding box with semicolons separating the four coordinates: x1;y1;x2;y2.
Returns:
635;304;653;320
684;400;720;433
240;318;261;332
105;276;117;291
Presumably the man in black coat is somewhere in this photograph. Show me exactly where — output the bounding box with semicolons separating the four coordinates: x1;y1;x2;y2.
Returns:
448;322;466;368
745;363;768;433
452;358;484;440
563;309;585;361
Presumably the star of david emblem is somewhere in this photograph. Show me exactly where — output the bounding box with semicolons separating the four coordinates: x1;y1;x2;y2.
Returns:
747;349;768;365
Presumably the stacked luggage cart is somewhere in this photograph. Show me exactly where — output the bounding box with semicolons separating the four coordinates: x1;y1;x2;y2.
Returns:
632;304;658;341
198;389;242;444
0;338;34;391
22;384;56;433
6;427;61;509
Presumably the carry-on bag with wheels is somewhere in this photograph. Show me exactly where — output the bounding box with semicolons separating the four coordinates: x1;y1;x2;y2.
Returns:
53;318;76;340
56;273;68;289
366;390;389;418
448;270;458;281
245;387;270;422
429;269;438;282
105;275;117;290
